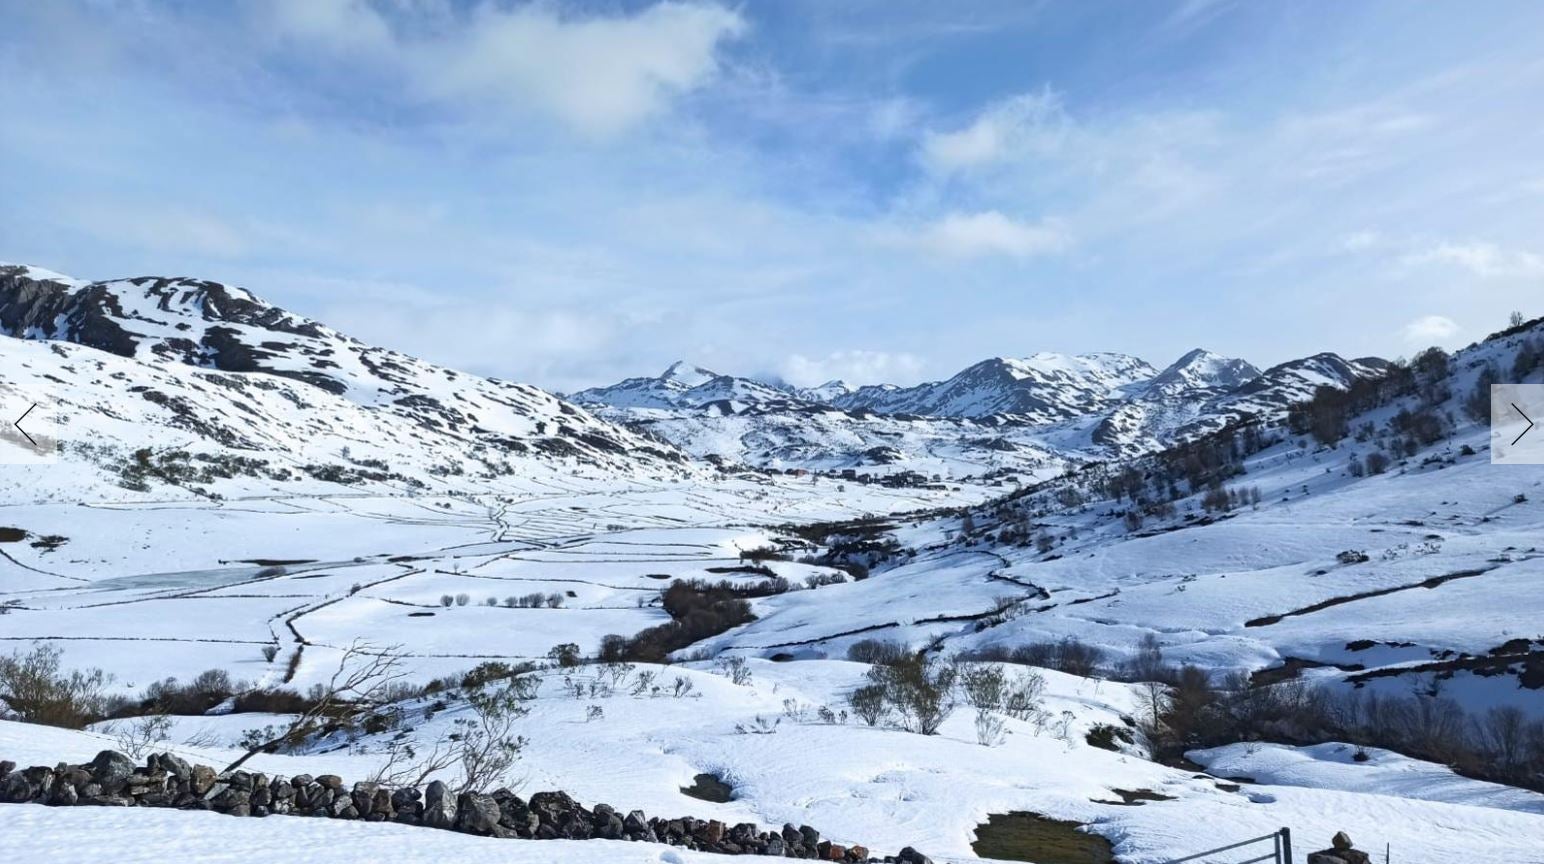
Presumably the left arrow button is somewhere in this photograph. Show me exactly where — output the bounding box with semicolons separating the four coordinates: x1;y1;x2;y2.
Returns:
12;402;37;447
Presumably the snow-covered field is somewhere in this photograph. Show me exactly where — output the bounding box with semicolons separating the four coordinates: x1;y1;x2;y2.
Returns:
4;264;1544;862
3;658;1542;863
4;456;1544;862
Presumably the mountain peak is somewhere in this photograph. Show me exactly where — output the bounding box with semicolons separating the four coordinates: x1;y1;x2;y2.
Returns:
1145;349;1260;396
660;361;719;387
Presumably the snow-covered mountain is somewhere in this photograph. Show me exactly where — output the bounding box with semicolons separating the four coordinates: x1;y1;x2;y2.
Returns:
834;352;1158;421
570;362;796;413
1140;348;1260;399
575;346;1388;474
0;263;688;498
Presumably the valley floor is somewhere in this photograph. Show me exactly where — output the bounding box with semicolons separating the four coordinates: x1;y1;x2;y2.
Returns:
3;437;1544;863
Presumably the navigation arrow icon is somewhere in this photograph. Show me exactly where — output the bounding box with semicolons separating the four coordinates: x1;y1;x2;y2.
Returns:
12;402;37;448
1514;402;1536;447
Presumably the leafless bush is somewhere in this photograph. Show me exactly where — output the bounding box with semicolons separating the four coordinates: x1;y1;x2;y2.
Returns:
1002;669;1046;721
111;711;173;758
847;684;888;727
866;654;957;735
222;641;410;772
957;662;1007;711
0;644;114;728
715;656;752;686
846;638;909;666
974;709;1007;747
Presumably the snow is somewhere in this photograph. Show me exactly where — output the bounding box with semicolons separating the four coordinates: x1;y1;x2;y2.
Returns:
1190;741;1544;814
5;264;1544;863
0;805;791;864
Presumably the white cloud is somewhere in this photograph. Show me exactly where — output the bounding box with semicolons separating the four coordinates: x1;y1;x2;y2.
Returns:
1340;230;1383;251
1401;314;1461;345
64;204;252;259
266;1;746;137
780;350;925;387
269;0;391;52
920;89;1065;173
913;211;1070;259
1403;241;1544;278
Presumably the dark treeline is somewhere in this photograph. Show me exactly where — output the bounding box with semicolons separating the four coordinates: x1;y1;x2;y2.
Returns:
1148;669;1544;794
598;578;781;663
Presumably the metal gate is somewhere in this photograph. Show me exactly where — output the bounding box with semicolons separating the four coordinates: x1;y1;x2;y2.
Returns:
1163;827;1292;864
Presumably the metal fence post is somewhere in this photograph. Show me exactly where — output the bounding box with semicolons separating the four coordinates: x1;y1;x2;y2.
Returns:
1280;827;1293;864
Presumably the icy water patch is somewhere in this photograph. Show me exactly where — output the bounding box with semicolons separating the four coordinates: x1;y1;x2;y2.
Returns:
89;560;361;592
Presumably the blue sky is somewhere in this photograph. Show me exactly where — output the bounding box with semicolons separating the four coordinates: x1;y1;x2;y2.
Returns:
2;1;1541;391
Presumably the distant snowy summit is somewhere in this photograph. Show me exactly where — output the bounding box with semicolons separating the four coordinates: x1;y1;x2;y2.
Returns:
570;361;803;413
574;344;1388;463
831;352;1158;421
576;347;1381;424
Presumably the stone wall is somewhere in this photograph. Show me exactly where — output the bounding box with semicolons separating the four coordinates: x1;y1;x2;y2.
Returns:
0;751;934;864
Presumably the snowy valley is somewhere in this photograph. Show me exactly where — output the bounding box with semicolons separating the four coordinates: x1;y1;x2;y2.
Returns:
2;264;1542;864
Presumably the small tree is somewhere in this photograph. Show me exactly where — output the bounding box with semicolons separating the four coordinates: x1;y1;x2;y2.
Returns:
0;644;113;728
111;711;173;759
868;654;957;735
455;671;535;793
847;683;888;727
1366;451;1391;475
547;643;582;668
222;641;409;772
957;663;1006;711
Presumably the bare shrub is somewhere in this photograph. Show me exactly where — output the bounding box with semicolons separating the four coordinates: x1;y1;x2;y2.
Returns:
1013;638;1105;677
0;644;114;728
847;683;888;726
1002;669;1046;721
846;638;909;666
974;709;1007;747
111;711;173;758
715;656;752;686
866;654;957;735
957;663;1006;711
222;642;409;772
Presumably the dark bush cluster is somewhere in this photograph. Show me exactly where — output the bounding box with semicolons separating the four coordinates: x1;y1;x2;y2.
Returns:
962;638;1108;678
598;579;766;663
1145;671;1544;794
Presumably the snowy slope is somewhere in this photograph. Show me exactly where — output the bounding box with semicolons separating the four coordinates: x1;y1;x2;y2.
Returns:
0;263;690;498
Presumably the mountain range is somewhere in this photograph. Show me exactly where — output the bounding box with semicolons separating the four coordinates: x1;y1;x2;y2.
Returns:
0;261;1390;495
571;345;1388;471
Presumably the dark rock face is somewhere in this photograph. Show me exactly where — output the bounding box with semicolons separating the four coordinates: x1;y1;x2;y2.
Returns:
0;750;926;861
